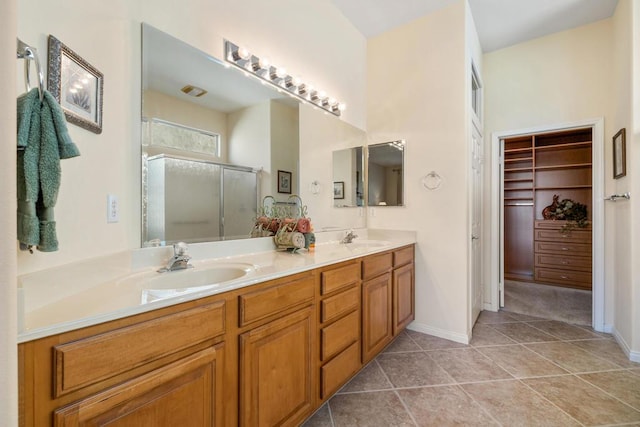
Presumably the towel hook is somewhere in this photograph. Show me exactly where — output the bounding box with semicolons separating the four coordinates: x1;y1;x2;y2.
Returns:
17;38;44;102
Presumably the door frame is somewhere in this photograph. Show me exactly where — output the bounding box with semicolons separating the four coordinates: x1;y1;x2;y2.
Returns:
488;118;605;332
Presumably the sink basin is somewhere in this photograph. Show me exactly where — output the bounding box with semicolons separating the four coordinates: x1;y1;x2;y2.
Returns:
142;263;253;290
129;262;255;303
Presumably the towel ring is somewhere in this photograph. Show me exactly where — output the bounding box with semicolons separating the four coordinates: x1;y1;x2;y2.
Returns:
17;38;44;101
421;171;442;190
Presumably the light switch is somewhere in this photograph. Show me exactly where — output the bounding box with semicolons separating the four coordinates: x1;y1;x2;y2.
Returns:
107;194;119;223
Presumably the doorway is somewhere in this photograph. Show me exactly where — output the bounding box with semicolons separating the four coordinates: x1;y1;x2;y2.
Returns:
488;118;605;332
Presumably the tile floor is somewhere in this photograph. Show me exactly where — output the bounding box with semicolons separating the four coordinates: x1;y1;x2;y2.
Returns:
303;311;640;426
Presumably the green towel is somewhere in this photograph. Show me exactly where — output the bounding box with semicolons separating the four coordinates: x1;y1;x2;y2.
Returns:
17;88;80;252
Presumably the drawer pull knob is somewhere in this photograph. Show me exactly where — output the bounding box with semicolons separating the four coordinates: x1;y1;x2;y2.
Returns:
561;275;569;279
561;247;569;251
561;261;569;265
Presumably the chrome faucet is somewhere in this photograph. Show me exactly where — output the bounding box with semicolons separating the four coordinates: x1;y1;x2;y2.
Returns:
158;242;192;272
341;230;358;244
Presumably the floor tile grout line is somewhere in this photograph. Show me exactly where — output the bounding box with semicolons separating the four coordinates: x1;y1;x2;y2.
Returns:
522;340;616;374
455;383;504;427
372;358;397;390
573;373;640;413
517;376;588;427
524;320;603;341
562;340;634;370
392;389;419;427
326;400;336;427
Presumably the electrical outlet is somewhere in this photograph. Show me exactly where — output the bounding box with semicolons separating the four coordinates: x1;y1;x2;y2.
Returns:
107;194;119;223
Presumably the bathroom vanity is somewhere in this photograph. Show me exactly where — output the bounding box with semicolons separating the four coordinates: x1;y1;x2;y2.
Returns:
18;235;415;426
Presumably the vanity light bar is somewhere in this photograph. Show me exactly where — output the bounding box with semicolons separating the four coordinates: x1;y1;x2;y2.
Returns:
224;40;345;116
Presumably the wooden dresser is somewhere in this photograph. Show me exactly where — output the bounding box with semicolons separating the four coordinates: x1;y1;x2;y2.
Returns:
533;220;592;290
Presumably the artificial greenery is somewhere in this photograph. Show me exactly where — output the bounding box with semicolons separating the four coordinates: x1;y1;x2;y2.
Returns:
548;198;589;233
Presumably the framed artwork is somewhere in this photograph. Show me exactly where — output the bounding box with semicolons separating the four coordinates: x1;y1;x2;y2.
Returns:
277;170;292;194
613;128;626;179
333;181;344;199
48;35;104;134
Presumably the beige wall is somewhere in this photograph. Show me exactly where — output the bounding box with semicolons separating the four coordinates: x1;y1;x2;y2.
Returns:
483;18;615;324
15;0;366;275
1;0;18;423
611;0;634;356
632;0;640;358
483;2;640;359
367;1;470;341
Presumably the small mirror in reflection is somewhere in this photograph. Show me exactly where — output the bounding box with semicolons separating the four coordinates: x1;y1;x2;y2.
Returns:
332;147;364;207
367;140;404;207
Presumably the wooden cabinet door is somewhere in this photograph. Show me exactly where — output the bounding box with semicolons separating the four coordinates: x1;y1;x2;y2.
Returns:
239;308;314;427
53;344;224;426
362;273;392;363
393;263;414;335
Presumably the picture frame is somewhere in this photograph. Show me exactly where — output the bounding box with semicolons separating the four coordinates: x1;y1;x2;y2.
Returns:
333;181;345;199
613;128;626;179
47;35;104;134
277;170;292;194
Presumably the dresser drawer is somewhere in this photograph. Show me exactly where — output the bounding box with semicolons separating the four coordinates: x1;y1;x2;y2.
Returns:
321;285;359;324
534;241;591;256
535;254;591;272
321;341;360;399
535;228;592;244
362;252;393;280
321;262;360;295
534;268;591;289
321;310;360;361
239;274;315;327
53;301;225;397
393;246;414;268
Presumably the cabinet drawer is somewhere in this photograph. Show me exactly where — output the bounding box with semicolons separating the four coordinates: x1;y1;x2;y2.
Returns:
535;220;591;231
321;310;360;361
535;254;592;272
321;341;360;399
53;301;225;397
321;285;359;324
393;246;414;268
535;229;592;243
534;241;591;256
362;252;392;280
321;262;360;295
239;275;314;327
534;268;591;289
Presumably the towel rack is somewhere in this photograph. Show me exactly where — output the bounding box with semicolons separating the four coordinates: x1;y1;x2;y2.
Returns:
604;192;630;202
16;38;44;101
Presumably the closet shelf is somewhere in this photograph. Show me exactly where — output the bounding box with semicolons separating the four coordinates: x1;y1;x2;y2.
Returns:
535;163;591;171
505;167;534;172
504;147;533;154
534;141;592;152
505;157;533;163
504;178;533;183
534;185;592;191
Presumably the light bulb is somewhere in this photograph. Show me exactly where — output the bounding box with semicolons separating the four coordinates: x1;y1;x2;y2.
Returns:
275;67;287;78
338;103;346;112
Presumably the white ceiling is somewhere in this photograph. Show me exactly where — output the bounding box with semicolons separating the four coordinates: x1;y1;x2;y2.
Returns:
331;0;619;52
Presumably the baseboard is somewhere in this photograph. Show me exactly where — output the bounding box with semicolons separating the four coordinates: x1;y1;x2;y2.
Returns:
406;321;470;345
612;328;640;363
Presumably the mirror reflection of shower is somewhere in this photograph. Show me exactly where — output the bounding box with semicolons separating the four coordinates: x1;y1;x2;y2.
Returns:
367;140;405;206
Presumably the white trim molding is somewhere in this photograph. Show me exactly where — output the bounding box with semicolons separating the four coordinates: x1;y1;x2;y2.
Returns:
407;321;470;345
488;118;605;331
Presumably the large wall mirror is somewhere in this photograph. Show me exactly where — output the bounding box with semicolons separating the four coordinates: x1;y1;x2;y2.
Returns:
141;24;300;246
367;140;405;206
332;147;364;207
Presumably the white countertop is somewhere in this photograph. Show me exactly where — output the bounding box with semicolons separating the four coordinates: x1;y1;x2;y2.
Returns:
18;229;415;343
